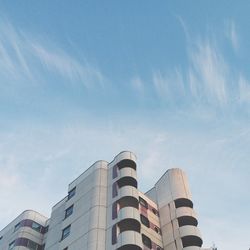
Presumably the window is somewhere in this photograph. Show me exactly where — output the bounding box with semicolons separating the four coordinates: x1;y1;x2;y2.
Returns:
9;241;15;250
61;225;71;240
154;226;161;234
139;197;148;209
174;198;193;208
112;225;117;245
31;221;42;232
112;183;118;198
178;216;198;227
63;248;68;250
27;240;38;250
112;165;118;179
181;235;203;248
152;208;159;216
140;214;150;228
117;159;136;170
118;218;141;233
117;176;137;188
0;236;3;240
142;234;152;249
43;225;49;234
14;222;21;231
68;187;76;200
65;205;74;219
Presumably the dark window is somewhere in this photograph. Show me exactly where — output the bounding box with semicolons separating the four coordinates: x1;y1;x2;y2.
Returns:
12;237;43;249
9;241;15;249
0;236;3;240
117;159;136;170
113;165;118;179
142;234;152;249
42;225;49;234
65;205;74;219
152;208;159;216
174;198;193;208
154;226;161;234
112;183;118;198
112;225;117;245
63;248;68;250
112;202;118;220
178;216;198;227
61;225;71;240
117;196;139;210
68;187;76;200
118;219;140;233
31;221;42;232
117;177;137;188
14;222;21;231
181;235;203;248
27;240;38;250
140;214;149;228
139;197;148;209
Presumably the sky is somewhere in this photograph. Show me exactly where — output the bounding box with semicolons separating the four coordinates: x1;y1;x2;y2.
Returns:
0;1;250;249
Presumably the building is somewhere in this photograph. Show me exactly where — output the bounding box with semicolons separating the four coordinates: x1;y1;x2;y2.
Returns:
0;151;204;250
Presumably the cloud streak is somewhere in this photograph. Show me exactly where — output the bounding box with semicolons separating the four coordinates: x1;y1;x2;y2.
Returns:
131;19;250;109
0;19;104;89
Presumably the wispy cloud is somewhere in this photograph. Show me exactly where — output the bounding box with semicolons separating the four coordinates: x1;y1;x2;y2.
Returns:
132;19;250;109
31;43;104;88
188;38;228;105
238;74;250;103
131;76;145;96
225;20;239;51
152;69;185;102
0;19;104;89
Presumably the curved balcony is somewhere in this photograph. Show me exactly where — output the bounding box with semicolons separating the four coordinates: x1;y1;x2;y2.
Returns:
177;216;198;227
117;196;139;210
115;151;137;165
179;225;202;239
174;198;193;209
117;231;143;250
118;207;140;223
118;218;141;233
181;235;203;248
118;186;139;200
117;159;137;170
176;207;197;219
183;247;201;250
117;176;138;189
119;167;137;180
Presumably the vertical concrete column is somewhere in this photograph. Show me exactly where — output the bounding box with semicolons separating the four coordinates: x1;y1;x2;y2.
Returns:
155;169;202;250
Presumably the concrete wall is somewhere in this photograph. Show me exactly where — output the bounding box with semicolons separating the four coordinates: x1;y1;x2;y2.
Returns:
45;160;108;250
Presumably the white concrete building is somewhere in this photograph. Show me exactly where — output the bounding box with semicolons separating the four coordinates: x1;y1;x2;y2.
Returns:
0;151;205;250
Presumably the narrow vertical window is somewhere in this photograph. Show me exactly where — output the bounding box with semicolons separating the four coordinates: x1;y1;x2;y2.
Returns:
68;187;76;200
139;197;148;209
112;225;117;245
14;222;21;231
112;165;118;179
31;221;42;232
112;183;118;198
61;225;71;240
65;205;74;219
142;234;152;249
112;202;118;219
9;241;15;250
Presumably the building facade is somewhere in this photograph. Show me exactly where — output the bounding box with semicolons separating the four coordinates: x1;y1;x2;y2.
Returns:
0;151;204;250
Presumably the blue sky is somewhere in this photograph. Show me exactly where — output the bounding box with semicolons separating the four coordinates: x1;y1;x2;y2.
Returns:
0;1;250;249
